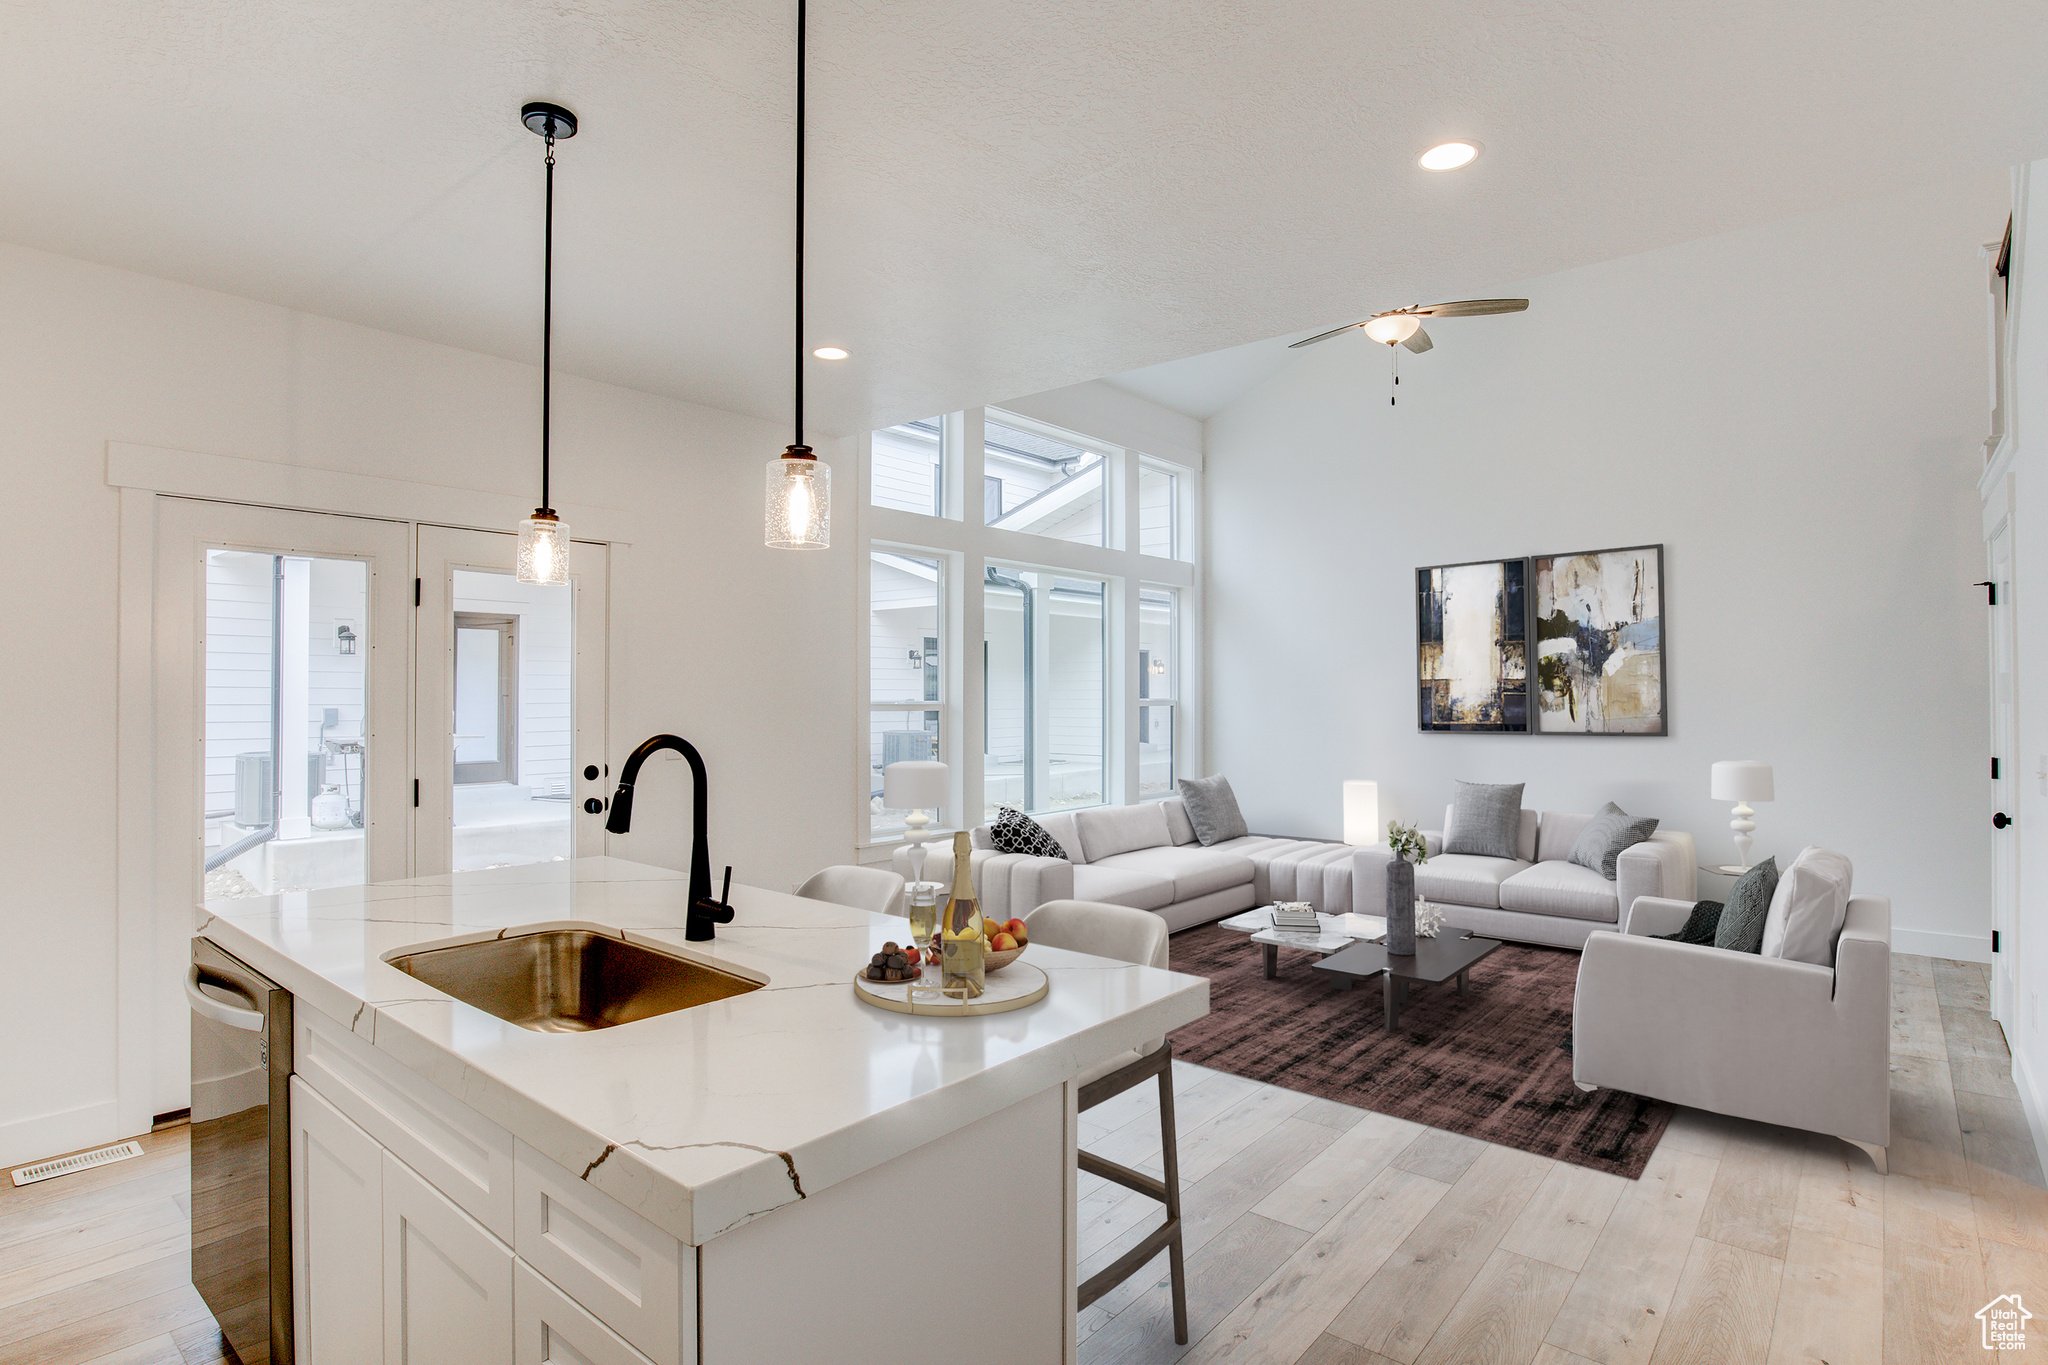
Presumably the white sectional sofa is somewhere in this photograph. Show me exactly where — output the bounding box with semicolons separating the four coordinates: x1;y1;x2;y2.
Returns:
1351;806;1697;950
893;798;1343;932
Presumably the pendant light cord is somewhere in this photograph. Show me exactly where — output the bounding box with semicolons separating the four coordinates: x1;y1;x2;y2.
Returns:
542;132;556;512
793;0;806;451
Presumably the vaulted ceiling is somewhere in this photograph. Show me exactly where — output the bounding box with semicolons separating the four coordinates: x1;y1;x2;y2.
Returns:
6;1;2045;433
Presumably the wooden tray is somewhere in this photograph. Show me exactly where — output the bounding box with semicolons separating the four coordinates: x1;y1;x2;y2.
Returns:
853;962;1049;1016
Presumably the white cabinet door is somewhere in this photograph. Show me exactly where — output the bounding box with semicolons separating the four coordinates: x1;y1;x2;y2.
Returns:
290;1077;386;1364
514;1261;657;1365
383;1151;515;1364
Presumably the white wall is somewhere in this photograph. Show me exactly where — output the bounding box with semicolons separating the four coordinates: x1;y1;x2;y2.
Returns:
0;239;854;1164
1204;175;2008;960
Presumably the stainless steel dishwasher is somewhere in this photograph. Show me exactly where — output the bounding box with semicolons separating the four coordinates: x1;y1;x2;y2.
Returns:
188;937;293;1365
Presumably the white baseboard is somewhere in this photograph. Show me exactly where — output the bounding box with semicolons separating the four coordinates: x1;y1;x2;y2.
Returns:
1892;927;1993;963
0;1099;123;1172
2011;1049;2048;1196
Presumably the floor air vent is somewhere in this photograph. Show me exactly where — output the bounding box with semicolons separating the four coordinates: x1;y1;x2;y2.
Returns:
10;1139;145;1187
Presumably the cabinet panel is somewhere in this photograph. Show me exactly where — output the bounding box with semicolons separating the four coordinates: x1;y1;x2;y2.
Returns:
297;1003;516;1239
290;1077;385;1365
514;1140;685;1365
515;1261;658;1365
383;1153;514;1365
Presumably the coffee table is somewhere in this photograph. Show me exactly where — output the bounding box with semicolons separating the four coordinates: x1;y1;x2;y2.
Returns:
1217;906;1387;979
1313;934;1504;1029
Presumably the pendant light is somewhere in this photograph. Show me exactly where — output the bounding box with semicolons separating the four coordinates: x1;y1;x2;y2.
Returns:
517;101;576;584
765;0;830;549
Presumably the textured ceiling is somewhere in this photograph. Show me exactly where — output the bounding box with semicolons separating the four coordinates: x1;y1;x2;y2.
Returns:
4;1;2046;436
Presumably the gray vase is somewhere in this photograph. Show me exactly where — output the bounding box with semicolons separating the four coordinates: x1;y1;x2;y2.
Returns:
1385;858;1418;956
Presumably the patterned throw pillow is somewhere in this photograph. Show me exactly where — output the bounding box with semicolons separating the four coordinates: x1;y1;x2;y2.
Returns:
1713;857;1779;955
989;807;1068;859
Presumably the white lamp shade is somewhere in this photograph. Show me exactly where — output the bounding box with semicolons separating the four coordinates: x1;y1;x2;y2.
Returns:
883;760;949;811
1343;780;1380;846
1710;760;1774;803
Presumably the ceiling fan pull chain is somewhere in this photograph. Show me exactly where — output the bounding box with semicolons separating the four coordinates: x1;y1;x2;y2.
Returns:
1391;343;1399;405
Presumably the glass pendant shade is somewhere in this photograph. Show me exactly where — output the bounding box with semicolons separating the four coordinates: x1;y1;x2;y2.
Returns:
517;511;571;585
1363;313;1422;345
765;452;830;548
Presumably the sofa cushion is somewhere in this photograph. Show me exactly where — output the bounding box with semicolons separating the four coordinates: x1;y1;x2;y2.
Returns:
1089;847;1254;903
1076;802;1173;862
1178;774;1250;846
1162;797;1199;846
1535;812;1593;864
1761;847;1854;966
1070;862;1176;911
1568;802;1661;880
1267;844;1354;904
1445;781;1525;859
1714;857;1779;954
1035;812;1082;862
1416;854;1533;911
1443;804;1539;862
990;806;1068;859
1498;861;1622;922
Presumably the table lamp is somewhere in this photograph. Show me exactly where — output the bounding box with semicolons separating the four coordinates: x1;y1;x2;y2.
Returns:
1342;780;1380;846
884;759;950;885
1709;760;1774;872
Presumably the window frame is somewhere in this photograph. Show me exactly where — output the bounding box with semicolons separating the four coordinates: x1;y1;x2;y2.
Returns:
856;407;1201;853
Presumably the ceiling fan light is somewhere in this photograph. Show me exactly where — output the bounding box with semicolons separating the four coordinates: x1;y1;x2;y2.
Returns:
1362;314;1423;345
1419;141;1480;171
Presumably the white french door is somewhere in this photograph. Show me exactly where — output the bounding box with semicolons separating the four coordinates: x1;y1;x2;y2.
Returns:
152;498;413;1104
414;526;610;876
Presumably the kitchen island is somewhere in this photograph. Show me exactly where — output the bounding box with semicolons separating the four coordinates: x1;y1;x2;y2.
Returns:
195;856;1208;1364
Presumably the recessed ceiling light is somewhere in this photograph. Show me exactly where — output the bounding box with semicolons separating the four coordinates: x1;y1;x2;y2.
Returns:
1419;141;1480;171
813;346;849;360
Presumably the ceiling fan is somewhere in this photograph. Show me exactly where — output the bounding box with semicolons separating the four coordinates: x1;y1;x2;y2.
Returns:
1289;298;1529;354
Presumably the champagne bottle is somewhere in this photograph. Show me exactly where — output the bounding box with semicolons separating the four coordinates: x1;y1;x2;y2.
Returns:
940;830;986;998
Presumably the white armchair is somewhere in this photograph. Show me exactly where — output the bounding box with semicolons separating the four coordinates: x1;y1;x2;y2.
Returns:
1571;892;1892;1172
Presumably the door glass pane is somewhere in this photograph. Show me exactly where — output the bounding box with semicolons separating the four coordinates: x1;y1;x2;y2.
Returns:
984;417;1106;547
872;418;946;516
1139;587;1176;701
203;550;368;896
983;568;1105;818
1139;705;1175;799
450;570;571;870
1139;463;1177;558
870;553;941;704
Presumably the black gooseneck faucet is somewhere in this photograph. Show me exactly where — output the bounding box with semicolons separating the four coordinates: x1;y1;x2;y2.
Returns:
604;734;735;941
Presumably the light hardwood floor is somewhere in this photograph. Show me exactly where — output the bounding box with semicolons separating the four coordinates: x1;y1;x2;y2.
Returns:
2;954;2039;1365
1075;953;2048;1365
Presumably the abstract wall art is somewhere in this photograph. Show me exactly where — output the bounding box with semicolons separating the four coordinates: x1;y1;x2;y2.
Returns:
1417;558;1529;732
1532;544;1665;735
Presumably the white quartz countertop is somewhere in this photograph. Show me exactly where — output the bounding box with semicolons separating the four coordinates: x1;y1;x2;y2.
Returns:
195;857;1208;1245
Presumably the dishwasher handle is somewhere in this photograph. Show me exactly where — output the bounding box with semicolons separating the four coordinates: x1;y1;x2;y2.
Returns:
187;963;265;1032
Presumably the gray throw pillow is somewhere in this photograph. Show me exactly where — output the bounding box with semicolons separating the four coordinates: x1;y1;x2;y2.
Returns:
1177;774;1249;846
1568;801;1662;881
1444;781;1525;859
1713;857;1779;955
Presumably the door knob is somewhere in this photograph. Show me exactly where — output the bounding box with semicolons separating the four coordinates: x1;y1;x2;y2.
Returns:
583;797;605;815
1994;811;2014;829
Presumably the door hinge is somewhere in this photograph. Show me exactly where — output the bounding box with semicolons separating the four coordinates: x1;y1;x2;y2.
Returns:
414;577;422;607
1994;930;2001;953
1975;580;1998;605
1994;757;2001;780
413;778;420;808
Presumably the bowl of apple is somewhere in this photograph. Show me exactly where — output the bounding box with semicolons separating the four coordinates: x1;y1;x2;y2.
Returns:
979;916;1030;971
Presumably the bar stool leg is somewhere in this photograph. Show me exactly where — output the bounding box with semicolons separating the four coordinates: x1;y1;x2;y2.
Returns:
1158;1056;1187;1345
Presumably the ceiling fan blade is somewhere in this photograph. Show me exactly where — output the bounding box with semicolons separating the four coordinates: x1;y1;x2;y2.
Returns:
1412;298;1530;317
1288;320;1371;348
1402;326;1433;354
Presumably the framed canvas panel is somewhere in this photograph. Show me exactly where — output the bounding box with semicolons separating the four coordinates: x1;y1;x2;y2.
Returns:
1532;543;1666;735
1417;558;1529;732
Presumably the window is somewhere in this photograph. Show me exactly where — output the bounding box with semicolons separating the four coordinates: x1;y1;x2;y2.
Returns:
984;567;1105;819
1139;461;1178;559
872;418;945;515
1139;587;1177;798
870;551;943;837
984;415;1106;547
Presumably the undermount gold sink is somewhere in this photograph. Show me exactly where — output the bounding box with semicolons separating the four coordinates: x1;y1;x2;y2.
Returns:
384;929;763;1032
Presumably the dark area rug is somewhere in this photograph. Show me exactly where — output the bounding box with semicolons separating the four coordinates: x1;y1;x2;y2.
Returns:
1167;923;1672;1179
